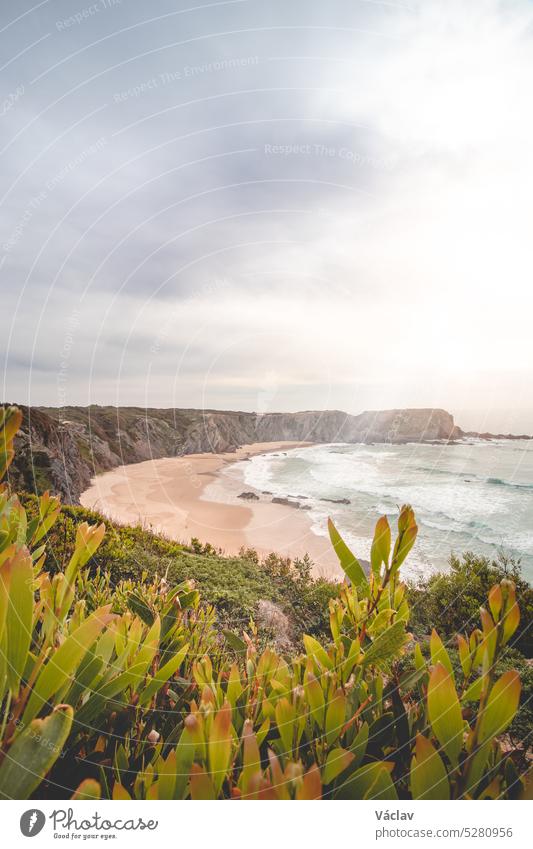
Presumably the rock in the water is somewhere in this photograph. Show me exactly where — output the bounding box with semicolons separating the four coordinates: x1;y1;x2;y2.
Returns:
321;497;351;505
237;491;259;501
272;496;300;508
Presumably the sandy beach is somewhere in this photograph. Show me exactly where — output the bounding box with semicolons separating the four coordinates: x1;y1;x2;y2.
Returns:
80;442;342;579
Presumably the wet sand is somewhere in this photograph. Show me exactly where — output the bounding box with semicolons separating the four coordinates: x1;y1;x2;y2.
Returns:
80;442;342;579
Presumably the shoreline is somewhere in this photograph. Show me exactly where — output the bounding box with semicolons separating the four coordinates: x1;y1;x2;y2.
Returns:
80;442;342;580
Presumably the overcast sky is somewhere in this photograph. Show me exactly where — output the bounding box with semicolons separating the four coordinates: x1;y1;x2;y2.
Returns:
1;0;532;432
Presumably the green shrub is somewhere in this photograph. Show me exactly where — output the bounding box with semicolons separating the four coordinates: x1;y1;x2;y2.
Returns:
28;499;336;642
408;551;533;657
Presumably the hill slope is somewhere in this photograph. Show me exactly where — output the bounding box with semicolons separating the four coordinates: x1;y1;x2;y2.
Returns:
1;404;475;503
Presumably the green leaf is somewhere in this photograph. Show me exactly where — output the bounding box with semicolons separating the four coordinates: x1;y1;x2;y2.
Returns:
335;762;396;800
322;747;354;785
325;688;346;746
304;672;325;725
127;591;155;626
156;750;177;800
478;671;521;743
190;764;216;800
461;677;483;703
5;548;33;694
71;779;101;800
208;701;232;795
303;635;333;671
173;725;197;799
414;642;426;672
138;643;189;707
362;621;407;669
410;734;450;800
430;629;454;680
74;661;148;727
370;516;391;577
457;635;471;677
226;663;243;706
63;651;104;708
134;616;161;670
0;407;22;478
367;609;395;637
349;721;368;767
222;630;247;653
427;663;463;767
391;506;418;570
240;720;261;796
0;555;11;647
112;783;132;800
0;704;73;799
23;606;112;725
275;698;295;754
58;523;105;617
328;518;368;591
365;766;398;800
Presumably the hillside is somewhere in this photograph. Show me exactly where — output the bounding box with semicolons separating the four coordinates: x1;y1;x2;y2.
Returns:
4;403;528;504
5;405;460;503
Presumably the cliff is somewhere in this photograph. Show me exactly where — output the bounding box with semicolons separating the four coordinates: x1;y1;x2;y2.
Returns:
1;403;517;504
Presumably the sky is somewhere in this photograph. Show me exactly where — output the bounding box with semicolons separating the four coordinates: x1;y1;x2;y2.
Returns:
1;0;532;434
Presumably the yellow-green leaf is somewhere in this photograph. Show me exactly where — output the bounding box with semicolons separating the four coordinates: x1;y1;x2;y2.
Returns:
0;704;72;799
208;701;232;795
325;688;346;746
23;606;112;725
410;734;450;800
328;518;368;591
71;779;101;800
478;671;521;743
5;547;33;695
190;764;216;800
322;747;354;785
275;697;295;754
138;642;188;707
336;762;395;800
303;635;333;671
430;630;454;680
370;516;391;576
427;663;463;767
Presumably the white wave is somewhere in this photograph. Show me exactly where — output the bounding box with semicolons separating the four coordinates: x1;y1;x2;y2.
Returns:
234;440;533;581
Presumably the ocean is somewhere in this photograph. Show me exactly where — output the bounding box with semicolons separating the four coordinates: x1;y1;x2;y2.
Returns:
227;439;533;582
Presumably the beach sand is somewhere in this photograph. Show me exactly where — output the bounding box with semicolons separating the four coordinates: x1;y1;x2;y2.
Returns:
80;442;342;580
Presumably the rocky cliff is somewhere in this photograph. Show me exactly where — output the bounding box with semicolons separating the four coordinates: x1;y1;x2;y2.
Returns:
5;406;92;503
2;403;517;505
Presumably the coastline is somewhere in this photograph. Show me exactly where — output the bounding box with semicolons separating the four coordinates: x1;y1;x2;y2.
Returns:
80;441;342;580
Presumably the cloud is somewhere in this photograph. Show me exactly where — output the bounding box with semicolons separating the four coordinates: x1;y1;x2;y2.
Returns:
0;0;532;431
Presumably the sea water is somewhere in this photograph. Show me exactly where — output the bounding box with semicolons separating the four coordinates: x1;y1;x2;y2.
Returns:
229;440;533;582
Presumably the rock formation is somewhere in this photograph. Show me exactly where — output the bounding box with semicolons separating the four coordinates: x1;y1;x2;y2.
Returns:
3;403;527;504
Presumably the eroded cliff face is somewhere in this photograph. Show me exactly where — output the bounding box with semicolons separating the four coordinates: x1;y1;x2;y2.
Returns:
254;408;459;444
5;404;462;503
5;406;92;503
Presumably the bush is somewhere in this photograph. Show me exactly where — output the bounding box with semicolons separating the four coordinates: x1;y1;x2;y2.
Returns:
408;552;533;657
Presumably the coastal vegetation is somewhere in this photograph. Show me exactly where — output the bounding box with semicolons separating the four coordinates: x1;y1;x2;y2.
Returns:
0;406;530;800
